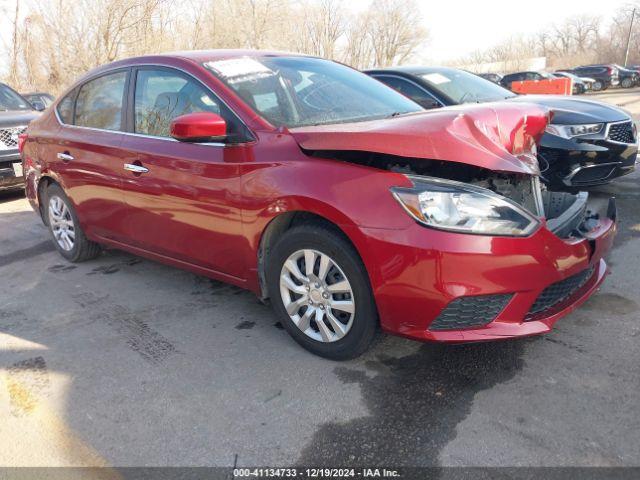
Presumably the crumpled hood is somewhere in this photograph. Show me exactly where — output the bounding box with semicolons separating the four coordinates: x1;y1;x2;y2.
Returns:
289;102;550;175
508;95;629;124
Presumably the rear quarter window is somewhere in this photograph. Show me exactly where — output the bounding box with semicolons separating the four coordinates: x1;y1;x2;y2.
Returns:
56;91;75;124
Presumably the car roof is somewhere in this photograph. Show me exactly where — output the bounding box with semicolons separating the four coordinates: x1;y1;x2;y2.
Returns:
165;49;310;62
113;49;309;67
71;49;317;87
364;65;458;76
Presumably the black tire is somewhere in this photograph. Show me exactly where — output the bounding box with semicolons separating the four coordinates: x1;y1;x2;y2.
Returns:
592;80;604;91
266;224;378;360
621;78;633;88
44;183;101;262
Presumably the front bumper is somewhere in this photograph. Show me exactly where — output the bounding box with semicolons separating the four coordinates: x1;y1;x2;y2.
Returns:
539;130;638;188
355;197;616;343
0;150;24;191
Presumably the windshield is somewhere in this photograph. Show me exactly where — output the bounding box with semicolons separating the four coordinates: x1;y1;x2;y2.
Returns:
204;56;422;128
419;70;516;104
0;84;32;111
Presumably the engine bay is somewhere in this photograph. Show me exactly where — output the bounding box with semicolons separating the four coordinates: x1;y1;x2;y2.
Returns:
307;149;609;239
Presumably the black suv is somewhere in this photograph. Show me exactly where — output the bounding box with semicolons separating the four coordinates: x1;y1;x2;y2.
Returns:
0;83;39;191
563;65;619;91
613;65;640;88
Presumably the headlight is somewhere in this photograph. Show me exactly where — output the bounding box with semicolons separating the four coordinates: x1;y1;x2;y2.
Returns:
545;123;604;138
391;176;540;237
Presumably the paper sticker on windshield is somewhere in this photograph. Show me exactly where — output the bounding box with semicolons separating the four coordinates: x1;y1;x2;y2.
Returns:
205;58;274;84
422;73;451;85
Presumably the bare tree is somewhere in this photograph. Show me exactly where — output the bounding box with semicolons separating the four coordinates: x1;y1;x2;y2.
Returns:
302;0;345;59
3;0;432;93
366;0;427;67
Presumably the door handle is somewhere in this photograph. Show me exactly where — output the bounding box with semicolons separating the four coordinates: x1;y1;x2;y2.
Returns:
124;163;149;174
57;152;74;161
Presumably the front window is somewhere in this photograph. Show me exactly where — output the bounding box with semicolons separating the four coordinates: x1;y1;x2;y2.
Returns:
0;84;32;111
134;68;221;137
419;70;516;104
204;56;421;128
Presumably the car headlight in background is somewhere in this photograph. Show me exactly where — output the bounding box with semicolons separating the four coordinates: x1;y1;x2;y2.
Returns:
391;176;540;237
545;123;604;138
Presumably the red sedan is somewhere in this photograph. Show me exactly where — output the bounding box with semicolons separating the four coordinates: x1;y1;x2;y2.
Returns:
20;51;616;359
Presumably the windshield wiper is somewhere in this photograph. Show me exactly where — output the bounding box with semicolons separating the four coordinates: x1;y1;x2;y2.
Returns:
387;111;411;118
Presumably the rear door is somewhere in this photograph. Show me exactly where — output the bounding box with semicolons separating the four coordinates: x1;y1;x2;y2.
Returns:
119;66;250;278
52;69;131;241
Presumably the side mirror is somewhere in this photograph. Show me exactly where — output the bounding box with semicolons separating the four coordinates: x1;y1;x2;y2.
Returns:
170;112;226;142
31;100;46;111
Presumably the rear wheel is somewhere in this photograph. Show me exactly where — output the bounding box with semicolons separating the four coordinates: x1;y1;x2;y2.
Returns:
45;183;101;262
592;80;604;91
266;224;378;360
621;77;633;88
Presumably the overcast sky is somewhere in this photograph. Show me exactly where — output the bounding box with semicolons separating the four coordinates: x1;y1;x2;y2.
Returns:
0;0;635;64
415;0;633;61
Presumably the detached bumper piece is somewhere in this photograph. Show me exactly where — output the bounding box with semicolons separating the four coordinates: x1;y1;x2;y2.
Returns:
429;294;512;331
526;265;596;320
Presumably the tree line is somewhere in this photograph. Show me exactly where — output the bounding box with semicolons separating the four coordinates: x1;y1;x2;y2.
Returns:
460;5;640;71
3;0;427;94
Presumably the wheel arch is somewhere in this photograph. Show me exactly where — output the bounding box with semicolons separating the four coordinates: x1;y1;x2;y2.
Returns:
256;209;369;301
36;175;59;225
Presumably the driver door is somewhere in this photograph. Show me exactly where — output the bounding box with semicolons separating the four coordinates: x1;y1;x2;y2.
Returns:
119;66;249;278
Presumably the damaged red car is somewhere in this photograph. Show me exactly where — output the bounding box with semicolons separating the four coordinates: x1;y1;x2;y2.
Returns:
21;51;616;359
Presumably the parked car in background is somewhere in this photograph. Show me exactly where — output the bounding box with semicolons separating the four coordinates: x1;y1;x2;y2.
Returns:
21;92;55;111
563;65;619;91
477;72;502;84
499;71;556;90
21;51;616;359
552;71;589;94
0;83;40;191
366;66;638;188
612;65;639;88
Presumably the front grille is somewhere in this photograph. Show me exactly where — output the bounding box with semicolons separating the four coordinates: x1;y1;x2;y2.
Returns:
607;121;636;144
526;266;596;319
0;126;27;151
429;294;512;331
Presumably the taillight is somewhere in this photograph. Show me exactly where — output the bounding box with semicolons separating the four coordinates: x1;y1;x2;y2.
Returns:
18;133;27;154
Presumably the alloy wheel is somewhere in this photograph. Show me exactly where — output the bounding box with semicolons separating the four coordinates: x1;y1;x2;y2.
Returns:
279;249;355;343
48;195;75;251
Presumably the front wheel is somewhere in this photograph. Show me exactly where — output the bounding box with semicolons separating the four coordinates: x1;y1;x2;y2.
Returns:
266;224;378;360
621;78;633;88
45;183;101;262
